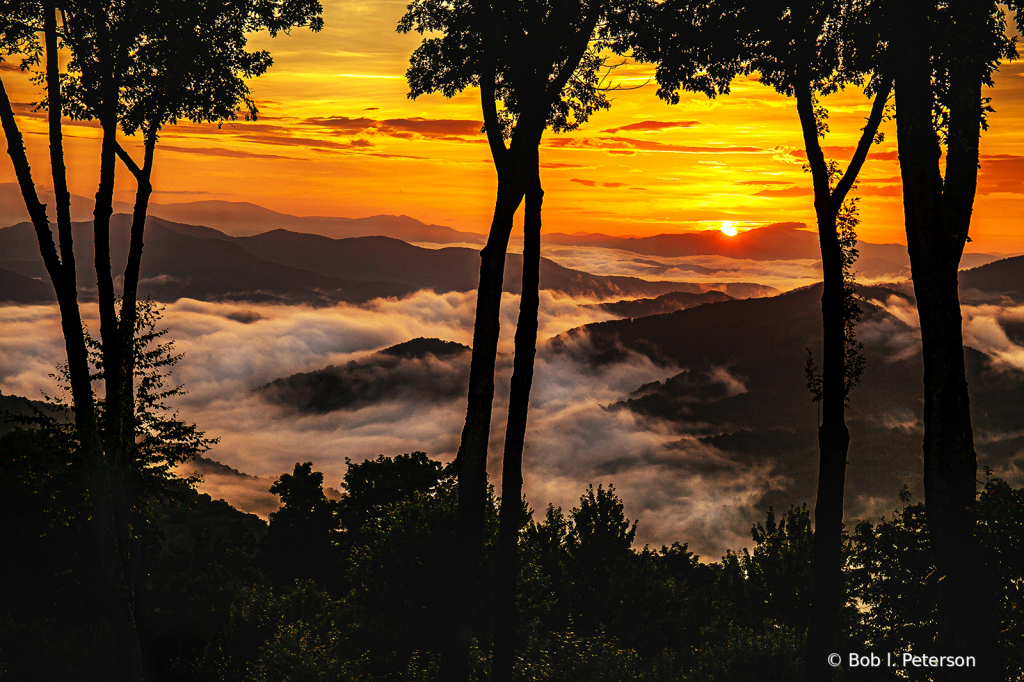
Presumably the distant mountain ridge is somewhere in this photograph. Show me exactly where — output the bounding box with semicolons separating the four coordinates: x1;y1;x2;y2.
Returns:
2;185;1009;271
544;223;1004;278
593;290;735;318
0;216;775;305
0;184;482;245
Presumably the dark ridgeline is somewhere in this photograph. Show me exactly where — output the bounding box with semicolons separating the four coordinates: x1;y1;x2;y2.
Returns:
886;1;1022;678
397;0;643;677
0;0;322;678
0;217;766;305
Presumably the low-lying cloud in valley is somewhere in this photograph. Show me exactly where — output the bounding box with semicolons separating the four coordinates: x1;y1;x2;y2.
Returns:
2;266;1023;559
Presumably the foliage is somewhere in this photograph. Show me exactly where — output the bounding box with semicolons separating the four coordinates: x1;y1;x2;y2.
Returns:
265;461;343;593
0;300;217;677
336;451;446;541
397;0;627;139
58;0;323;135
677;621;804;682
8;441;1024;680
47;298;217;501
0;0;42;68
847;488;939;678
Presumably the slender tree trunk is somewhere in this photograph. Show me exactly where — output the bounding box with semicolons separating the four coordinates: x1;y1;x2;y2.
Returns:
795;77;890;681
92;111;146;681
491;166;543;682
891;1;1000;678
440;174;526;682
0;64;145;682
802;213;851;682
115;131;156;674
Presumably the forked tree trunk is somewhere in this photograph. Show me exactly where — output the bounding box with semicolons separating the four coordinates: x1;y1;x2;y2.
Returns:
114;131;157;673
491;167;543;682
0;14;145;678
797;76;890;682
440;175;526;682
891;1;1000;677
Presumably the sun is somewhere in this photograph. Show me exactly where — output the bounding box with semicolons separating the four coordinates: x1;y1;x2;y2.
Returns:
720;221;738;237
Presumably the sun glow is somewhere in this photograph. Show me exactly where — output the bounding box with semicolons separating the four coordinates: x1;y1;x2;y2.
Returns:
720;221;738;237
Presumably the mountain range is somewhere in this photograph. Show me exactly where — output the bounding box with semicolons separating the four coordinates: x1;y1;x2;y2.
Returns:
556;283;1024;516
0;184;483;244
0;216;775;306
248;278;1024;527
1;185;1007;278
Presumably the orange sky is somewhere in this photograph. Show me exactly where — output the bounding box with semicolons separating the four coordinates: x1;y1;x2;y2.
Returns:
2;0;1023;251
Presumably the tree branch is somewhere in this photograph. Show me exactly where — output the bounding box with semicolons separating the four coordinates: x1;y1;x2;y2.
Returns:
546;3;604;104
832;78;893;210
114;141;144;180
0;76;62;283
45;0;75;276
480;60;508;171
794;81;831;206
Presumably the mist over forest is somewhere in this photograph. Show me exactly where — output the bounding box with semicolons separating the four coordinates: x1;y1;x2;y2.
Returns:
2;0;1024;679
3;208;1023;557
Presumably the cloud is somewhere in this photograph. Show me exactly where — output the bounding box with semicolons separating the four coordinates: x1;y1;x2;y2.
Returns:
753;186;814;197
787;146;899;162
304;115;484;141
857;184;903;197
570;178;628;188
602;120;701;133
3;283;1022;558
735;180;793;187
963;303;1024;372
548;135;763;155
977;155;1024;195
159;145;300;161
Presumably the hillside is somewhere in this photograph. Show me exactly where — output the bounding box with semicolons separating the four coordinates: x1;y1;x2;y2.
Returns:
960;254;1024;303
257;338;473;413
552;284;1024;518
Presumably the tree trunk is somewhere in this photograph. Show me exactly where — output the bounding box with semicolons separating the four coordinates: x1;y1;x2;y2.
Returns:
440;174;526;682
1;39;145;681
115;131;156;676
891;0;1000;678
491;167;543;682
795;76;890;681
802;214;851;682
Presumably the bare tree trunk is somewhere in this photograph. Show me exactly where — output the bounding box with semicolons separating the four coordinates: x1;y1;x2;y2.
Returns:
440;175;526;682
113;131;156;676
0;62;145;682
491;167;543;682
890;3;1000;677
802;214;851;682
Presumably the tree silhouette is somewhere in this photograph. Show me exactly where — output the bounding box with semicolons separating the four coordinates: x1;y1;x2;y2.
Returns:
398;1;633;678
637;2;889;676
884;0;1021;677
265;462;342;590
0;1;321;677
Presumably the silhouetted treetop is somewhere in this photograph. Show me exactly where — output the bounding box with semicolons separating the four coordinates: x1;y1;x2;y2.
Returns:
637;0;890;107
397;0;642;142
878;0;1019;137
59;0;324;136
0;0;41;65
336;451;446;534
